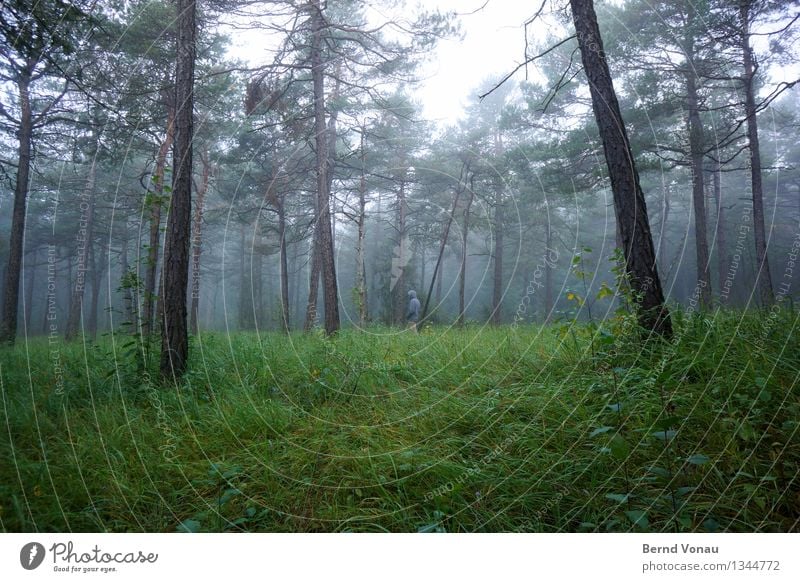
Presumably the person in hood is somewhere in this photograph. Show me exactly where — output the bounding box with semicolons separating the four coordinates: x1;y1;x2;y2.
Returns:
407;290;421;332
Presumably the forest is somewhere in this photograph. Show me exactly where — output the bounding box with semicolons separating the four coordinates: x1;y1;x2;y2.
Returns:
0;0;799;533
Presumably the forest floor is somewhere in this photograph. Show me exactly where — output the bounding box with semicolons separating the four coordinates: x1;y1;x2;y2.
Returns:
1;310;798;532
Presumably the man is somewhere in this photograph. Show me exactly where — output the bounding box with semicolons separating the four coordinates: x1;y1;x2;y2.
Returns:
406;289;421;332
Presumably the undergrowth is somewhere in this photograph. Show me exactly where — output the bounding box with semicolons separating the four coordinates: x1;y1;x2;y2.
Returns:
1;309;798;532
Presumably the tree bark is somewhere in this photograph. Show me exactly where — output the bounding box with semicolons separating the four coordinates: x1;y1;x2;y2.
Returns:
24;248;36;335
355;129;368;327
545;221;554;320
160;0;195;381
120;220;138;330
685;32;712;308
190;148;209;334
491;131;504;325
65;155;97;341
657;181;671;269
290;241;301;329
740;0;774;307
309;0;340;335
392;176;408;325
239;222;250;329
0;67;33;344
88;241;106;339
144;109;175;337
304;230;321;331
712;160;728;300
422;161;469;322
569;0;672;336
457;175;475;326
278;201;291;333
254;235;264;327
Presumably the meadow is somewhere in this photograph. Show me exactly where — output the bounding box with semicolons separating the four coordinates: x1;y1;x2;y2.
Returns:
1;309;798;532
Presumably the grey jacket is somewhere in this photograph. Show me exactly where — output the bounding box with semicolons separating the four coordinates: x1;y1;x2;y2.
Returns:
407;290;421;322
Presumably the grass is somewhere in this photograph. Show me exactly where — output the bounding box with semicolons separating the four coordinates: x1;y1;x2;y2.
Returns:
1;309;799;532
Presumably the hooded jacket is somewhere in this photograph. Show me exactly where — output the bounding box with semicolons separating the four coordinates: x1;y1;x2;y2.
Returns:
407;290;421;322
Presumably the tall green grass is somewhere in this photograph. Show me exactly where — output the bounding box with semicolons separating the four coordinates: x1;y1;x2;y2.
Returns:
1;309;798;532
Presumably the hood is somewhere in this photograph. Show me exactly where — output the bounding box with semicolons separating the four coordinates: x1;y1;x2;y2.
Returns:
408;290;417;299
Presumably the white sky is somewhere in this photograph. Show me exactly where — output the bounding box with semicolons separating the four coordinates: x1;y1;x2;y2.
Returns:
411;0;541;124
223;0;543;126
223;1;797;127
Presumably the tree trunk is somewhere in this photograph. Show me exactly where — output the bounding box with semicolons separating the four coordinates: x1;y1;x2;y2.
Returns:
65;155;97;341
435;260;443;311
569;0;672;336
304;231;321;331
239;222;250;329
422;161;469;322
685;18;712;309
278;202;291;333
160;0;195;381
144;109;176;338
355;129;368;327
0;68;33;344
326;71;341;254
491;131;504;325
392;177;408;325
545;221;554;320
254;237;263;327
457;176;475;326
190;148;209;334
23;249;36;335
290;242;301;329
120;220;138;330
740;1;774;307
88;241;106;339
712;161;728;301
310;0;340;335
657;181;671;269
419;245;425;306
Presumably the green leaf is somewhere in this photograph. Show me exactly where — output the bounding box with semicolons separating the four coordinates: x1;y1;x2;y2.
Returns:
589;426;614;437
605;493;629;503
651;416;682;432
625;510;649;529
596;284;615;300
596;328;615;345
675;486;696;497
648;466;672;480
686;454;710;465
176;518;201;533
609;435;630;460
652;430;677;441
218;488;242;506
703;518;720;532
754;376;767;388
222;467;243;480
607;403;622;413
